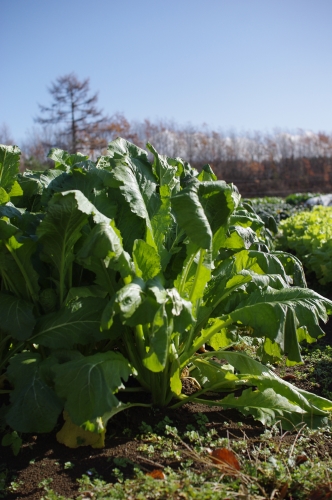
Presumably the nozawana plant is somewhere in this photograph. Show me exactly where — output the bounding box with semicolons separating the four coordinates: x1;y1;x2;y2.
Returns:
0;139;332;447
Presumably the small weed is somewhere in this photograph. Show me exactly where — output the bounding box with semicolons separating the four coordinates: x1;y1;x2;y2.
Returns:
1;431;22;456
64;461;74;470
38;477;53;489
112;457;133;468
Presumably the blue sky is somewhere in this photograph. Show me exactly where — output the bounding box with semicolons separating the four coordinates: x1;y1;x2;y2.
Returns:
2;0;332;145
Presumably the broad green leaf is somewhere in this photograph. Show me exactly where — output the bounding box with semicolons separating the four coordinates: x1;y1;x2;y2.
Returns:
0;219;18;240
8;181;23;198
147;143;179;193
198;181;240;234
222;226;261;250
54;351;132;425
172;180;240;250
65;285;107;303
0;204;41;237
36;190;109;302
112;279;146;323
48;148;88;170
6;353;63;432
273;251;307;287
192;351;331;428
197;164;217;182
106;139;158;242
219;387;305;427
191;357;240;391
174;244;212;312
171;182;212;249
133;239;161;281
0;145;21;196
229;287;332;361
13;169;63;211
46;166;117;219
33;297;109;349
0;293;36;340
146;145;180;267
107;137;150;162
110;193;146;253
0;187;10;204
77;222;134;280
208;327;238;350
213;350;331;415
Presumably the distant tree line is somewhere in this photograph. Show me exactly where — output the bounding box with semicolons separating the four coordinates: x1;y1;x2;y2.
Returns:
1;73;332;196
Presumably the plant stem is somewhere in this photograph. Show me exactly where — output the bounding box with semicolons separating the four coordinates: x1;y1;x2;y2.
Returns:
5;242;39;305
189;249;205;302
179;317;233;368
178;249;199;295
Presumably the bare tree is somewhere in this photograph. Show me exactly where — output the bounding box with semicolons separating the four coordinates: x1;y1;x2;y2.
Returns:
35;73;106;153
0;123;14;145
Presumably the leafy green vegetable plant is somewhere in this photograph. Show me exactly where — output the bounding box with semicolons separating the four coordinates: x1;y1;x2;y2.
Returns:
278;206;332;284
1;139;332;443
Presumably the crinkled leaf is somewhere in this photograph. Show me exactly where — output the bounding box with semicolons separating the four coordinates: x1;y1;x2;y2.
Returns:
46;166;117;219
147;143;179;193
112;279;146;323
133;239;161;281
171;182;212;249
106;139;159;246
273;251;307;287
172;180;240;250
48;148;88;171
77;222;134;280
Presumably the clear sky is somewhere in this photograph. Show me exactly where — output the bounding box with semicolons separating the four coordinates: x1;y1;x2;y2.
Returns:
2;0;332;145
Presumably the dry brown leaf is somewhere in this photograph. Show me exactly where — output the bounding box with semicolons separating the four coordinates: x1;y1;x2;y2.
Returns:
279;482;289;500
309;484;332;500
295;454;309;465
209;448;241;472
146;469;166;480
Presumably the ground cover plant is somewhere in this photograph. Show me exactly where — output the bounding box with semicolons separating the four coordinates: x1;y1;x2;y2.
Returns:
1;139;332;444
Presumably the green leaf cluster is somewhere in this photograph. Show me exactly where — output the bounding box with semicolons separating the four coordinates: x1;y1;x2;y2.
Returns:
0;140;332;438
278;206;332;284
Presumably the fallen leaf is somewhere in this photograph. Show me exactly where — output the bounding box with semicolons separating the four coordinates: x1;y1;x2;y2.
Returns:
279;483;289;500
296;454;309;465
209;448;240;472
146;469;166;479
309;484;332;500
282;374;297;381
